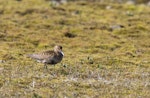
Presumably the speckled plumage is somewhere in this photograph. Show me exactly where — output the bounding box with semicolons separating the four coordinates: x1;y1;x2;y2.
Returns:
27;45;64;65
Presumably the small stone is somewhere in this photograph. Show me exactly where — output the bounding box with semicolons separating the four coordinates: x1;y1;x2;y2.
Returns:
0;60;5;63
126;0;135;5
109;24;124;31
51;0;67;6
147;1;150;6
106;6;112;10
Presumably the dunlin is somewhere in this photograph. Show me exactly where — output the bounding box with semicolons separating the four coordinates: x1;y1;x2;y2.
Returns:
27;45;64;68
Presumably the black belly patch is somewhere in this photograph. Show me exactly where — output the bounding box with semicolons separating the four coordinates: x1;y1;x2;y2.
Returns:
47;60;56;64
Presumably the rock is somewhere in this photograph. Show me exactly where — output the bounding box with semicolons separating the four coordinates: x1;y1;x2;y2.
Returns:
147;1;150;6
106;6;112;10
126;0;135;5
0;60;5;63
109;25;124;31
51;0;67;6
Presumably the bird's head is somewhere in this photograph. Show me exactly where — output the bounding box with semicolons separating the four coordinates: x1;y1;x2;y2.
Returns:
54;45;64;56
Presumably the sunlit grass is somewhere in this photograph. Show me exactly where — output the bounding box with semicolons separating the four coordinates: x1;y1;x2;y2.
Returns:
0;0;150;97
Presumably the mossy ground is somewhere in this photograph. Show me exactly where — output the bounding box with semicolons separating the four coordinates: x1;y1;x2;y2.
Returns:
0;0;150;98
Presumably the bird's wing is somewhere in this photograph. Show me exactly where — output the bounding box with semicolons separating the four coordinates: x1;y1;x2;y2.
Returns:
27;50;55;60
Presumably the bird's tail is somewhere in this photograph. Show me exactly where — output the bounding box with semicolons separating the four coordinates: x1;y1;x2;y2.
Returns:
26;54;40;59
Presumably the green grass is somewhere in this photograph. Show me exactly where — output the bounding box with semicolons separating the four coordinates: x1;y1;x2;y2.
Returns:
0;0;150;97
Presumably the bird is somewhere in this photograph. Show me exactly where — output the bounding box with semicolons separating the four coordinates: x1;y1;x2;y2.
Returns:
27;45;64;68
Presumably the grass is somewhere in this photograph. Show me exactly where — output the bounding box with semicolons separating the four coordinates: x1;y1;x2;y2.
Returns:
0;0;150;97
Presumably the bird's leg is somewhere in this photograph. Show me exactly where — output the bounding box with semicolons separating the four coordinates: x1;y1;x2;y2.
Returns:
44;63;48;69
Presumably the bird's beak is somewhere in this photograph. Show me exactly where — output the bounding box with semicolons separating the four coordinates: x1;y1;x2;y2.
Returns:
61;51;64;56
